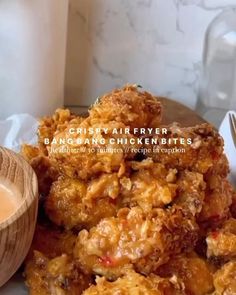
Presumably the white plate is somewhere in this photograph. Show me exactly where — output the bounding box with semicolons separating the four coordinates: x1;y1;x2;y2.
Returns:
0;273;27;295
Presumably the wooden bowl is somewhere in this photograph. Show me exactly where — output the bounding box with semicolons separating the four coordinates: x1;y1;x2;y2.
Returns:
0;147;38;287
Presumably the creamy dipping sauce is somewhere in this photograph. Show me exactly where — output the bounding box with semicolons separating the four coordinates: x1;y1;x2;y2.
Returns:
0;178;22;223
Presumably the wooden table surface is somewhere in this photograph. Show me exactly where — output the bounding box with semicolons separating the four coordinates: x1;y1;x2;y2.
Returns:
159;97;206;126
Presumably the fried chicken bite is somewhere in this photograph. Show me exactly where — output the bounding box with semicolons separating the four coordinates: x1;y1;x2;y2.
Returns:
28;224;77;259
121;160;206;216
148;123;224;174
206;218;236;261
83;270;185;295
120;159;178;212
213;261;236;295
38;108;82;154
45;176;118;230
205;154;229;179
25;251;91;295
156;253;214;295
89;85;162;130
230;190;236;218
21;144;43;161
45;159;178;230
21;144;59;196
174;170;206;216
25;225;91;295
30;156;59;196
74;206;199;279
47;86;161;180
198;175;233;230
48;120;138;180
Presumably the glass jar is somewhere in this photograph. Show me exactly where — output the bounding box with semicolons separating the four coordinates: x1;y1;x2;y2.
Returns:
196;7;236;127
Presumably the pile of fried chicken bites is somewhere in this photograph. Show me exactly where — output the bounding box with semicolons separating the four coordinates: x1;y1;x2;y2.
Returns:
22;85;236;295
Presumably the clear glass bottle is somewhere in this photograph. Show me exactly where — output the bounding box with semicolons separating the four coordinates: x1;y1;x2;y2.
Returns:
196;8;236;127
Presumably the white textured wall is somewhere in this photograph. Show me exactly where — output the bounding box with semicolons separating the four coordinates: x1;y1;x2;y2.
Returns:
65;0;236;110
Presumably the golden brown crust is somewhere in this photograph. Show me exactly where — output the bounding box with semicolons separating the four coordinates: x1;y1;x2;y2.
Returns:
46;86;162;180
120;160;178;211
156;253;214;295
74;206;199;278
38;108;80;154
83;270;185;295
45;176;118;230
230;190;236;218
213;261;236;295
25;225;91;295
27;224;77;260
175;170;206;216
205;154;229;179
89;85;162;129
206;218;236;261
48;119;139;180
148;123;224;174
25;251;91;295
21;144;59;196
198;176;233;230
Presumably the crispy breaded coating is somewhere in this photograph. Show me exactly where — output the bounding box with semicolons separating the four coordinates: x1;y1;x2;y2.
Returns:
156;253;214;295
48;120;138;180
25;226;89;294
45;161;179;230
198;175;233;229
74;206;199;278
38;108;82;154
83;270;185;295
230;190;236;218
28;224;77;259
30;156;59;196
25;251;91;295
47;86;162;180
213;261;236;295
174;170;206;216
207;218;236;260
205;154;229;179
89;85;162;129
21;144;43;161
149;123;224;174
21;144;59;195
120;159;178;212
45;176;118;230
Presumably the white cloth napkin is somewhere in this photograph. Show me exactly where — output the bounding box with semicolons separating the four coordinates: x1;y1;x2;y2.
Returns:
219;111;236;187
0;114;38;152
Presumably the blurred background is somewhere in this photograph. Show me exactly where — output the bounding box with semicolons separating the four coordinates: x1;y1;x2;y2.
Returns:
0;0;236;120
65;0;236;113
